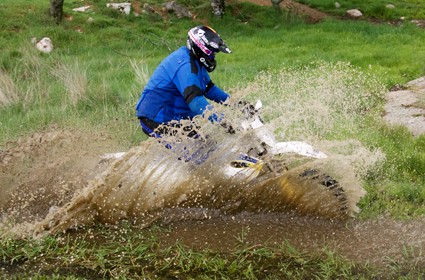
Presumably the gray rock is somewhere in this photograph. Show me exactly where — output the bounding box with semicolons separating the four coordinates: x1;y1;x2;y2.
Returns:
384;76;425;137
346;9;362;18
164;1;192;18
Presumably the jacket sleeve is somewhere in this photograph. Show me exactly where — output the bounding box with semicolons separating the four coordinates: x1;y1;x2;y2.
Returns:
172;62;212;115
205;82;230;103
187;83;229;117
187;95;211;115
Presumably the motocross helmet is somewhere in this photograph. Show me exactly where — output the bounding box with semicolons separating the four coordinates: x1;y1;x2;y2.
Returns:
187;26;231;72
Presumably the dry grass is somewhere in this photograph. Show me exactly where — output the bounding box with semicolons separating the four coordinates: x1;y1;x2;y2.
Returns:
0;71;20;108
130;59;150;93
53;61;88;108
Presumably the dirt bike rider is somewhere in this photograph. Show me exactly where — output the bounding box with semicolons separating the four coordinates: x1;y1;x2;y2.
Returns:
136;25;234;138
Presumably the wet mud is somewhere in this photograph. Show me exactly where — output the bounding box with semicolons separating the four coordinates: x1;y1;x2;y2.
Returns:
158;213;425;268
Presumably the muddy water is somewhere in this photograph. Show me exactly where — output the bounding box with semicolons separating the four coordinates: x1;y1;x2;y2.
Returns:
157;214;425;267
23;122;366;235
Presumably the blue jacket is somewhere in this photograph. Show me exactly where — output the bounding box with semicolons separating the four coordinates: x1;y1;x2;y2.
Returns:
135;47;229;123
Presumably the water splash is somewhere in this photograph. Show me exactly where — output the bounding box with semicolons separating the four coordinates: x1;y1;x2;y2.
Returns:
0;62;386;237
25;122;370;236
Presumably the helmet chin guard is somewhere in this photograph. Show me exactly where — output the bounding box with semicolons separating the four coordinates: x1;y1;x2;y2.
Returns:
187;26;231;72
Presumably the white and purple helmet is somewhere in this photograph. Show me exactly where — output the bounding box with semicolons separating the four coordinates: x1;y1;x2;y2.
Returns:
187;26;231;72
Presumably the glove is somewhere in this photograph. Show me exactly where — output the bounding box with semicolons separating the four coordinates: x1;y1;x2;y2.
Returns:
208;112;224;123
204;107;235;134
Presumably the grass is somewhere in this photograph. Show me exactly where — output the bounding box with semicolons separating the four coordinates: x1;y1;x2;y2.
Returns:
1;0;424;146
0;224;380;279
1;0;425;278
358;128;425;218
297;0;425;20
2;223;424;279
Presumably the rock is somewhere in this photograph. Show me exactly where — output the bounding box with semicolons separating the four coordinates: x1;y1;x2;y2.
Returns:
411;19;425;28
386;4;395;9
407;76;425;89
346;9;362;18
106;2;132;15
335;2;341;9
35;37;53;53
384;76;425;137
142;3;155;14
72;6;92;12
163;1;192;18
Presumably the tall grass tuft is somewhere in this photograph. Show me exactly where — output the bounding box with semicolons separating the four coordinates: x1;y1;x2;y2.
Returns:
53;60;88;108
8;45;51;109
130;59;150;95
0;70;19;108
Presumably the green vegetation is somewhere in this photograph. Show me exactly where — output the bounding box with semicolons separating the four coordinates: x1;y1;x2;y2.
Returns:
1;0;424;146
298;0;425;20
1;0;425;278
0;224;405;279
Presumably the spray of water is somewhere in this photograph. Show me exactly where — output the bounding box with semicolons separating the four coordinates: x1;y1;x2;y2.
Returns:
235;61;386;141
0;62;386;237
